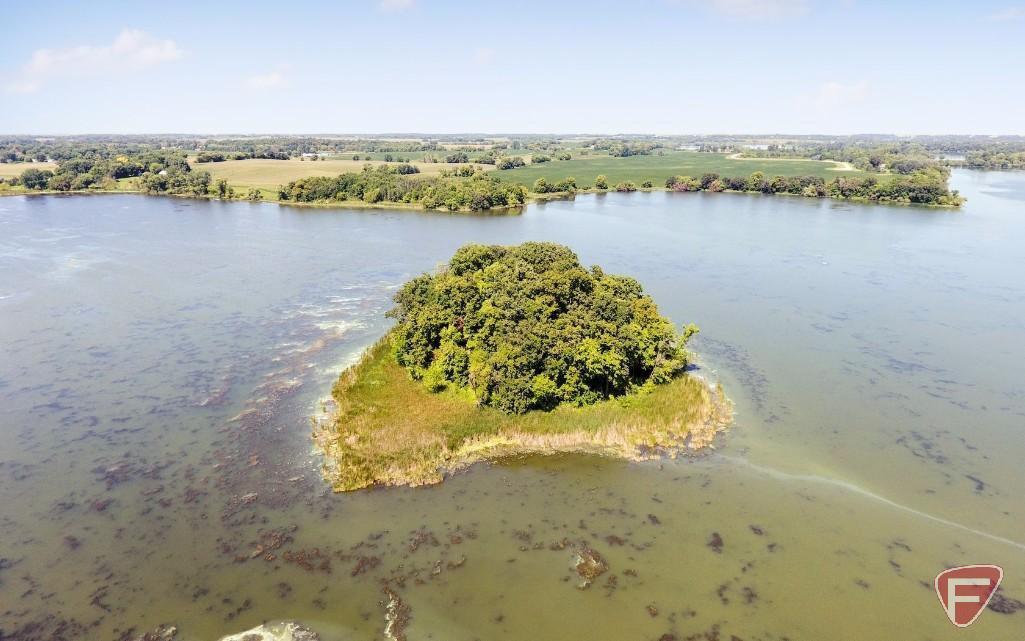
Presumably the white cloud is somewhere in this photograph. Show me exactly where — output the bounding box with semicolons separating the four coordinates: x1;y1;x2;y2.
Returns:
472;47;495;66
379;0;415;11
680;0;809;19
6;29;182;94
985;6;1024;21
6;81;40;94
813;80;870;110
26;29;182;73
246;69;288;90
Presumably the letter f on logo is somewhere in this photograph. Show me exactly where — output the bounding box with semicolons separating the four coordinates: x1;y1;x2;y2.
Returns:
935;565;1003;627
945;578;989;621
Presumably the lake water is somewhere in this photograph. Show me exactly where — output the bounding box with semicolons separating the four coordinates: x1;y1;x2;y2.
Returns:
1;170;1023;640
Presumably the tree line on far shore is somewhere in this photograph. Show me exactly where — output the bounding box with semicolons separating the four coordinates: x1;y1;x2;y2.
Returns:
963;150;1025;170
278;165;527;211
662;170;961;205
519;169;961;205
2;142;962;207
3;150;195;192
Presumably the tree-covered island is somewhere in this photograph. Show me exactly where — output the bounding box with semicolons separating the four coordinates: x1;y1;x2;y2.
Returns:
314;242;732;491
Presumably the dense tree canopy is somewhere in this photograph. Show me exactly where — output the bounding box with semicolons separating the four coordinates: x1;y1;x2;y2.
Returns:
389;242;695;413
11;148;193;192
496;156;526;170
18;168;53;190
532;176;577;193
664;169;961;205
965;150;1025;170
606;142;656;157
139;166;212;196
278;165;526;211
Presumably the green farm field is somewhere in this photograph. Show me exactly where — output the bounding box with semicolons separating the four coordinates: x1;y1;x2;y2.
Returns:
493;151;868;187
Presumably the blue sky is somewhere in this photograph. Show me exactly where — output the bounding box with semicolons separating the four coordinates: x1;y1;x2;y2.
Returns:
2;0;1024;134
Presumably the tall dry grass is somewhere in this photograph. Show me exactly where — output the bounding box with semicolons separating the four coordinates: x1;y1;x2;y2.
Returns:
314;333;732;491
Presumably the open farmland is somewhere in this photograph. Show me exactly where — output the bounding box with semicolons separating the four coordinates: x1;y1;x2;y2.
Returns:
493;151;868;187
0;161;58;177
190;157;454;192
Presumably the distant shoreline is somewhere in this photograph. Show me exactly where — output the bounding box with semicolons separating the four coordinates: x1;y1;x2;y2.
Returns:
0;184;964;209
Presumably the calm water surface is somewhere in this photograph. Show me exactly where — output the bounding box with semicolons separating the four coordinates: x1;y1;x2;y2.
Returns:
1;170;1023;640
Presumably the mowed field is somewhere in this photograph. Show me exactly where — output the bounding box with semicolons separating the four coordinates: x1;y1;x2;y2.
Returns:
0;161;58;177
191;158;451;192
492;151;867;187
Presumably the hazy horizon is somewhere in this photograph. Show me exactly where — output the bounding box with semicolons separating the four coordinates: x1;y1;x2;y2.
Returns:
4;131;1025;138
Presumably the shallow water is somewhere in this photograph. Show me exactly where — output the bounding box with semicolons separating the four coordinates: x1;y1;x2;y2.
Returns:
1;170;1024;640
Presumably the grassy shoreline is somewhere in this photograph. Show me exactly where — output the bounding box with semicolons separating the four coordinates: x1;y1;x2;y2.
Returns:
313;332;733;492
0;187;529;214
0;184;964;209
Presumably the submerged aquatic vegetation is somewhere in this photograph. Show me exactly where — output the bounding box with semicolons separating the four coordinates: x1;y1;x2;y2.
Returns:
573;543;609;589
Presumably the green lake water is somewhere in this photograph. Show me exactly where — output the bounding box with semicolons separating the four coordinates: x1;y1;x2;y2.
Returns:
1;170;1023;640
